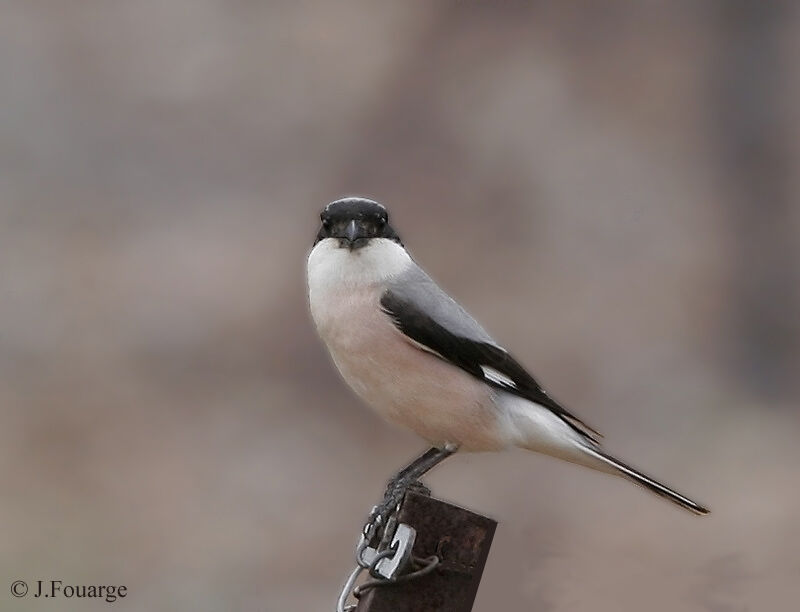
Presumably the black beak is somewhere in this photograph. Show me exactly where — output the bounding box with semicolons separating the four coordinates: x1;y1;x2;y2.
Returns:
344;219;359;244
339;219;370;250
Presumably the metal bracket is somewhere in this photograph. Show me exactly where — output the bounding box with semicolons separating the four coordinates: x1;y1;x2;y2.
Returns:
339;520;418;611
375;523;416;579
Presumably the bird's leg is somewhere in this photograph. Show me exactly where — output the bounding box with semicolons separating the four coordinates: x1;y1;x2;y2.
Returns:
385;446;454;494
367;445;457;543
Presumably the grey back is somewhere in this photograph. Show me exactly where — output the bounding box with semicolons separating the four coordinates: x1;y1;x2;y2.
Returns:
386;263;498;346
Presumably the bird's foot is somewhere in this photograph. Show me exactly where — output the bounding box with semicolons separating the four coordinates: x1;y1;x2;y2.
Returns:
365;477;430;547
403;479;431;498
379;475;430;516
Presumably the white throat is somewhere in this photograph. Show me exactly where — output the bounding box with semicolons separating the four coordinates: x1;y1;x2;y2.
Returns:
306;238;413;293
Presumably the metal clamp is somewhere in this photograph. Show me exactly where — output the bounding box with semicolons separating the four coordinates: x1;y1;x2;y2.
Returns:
337;518;418;611
374;523;415;579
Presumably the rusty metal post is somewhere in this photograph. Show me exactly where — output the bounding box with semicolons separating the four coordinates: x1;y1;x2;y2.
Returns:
356;491;496;612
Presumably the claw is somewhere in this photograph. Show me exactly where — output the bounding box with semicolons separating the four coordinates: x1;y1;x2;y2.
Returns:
406;480;431;497
363;477;420;548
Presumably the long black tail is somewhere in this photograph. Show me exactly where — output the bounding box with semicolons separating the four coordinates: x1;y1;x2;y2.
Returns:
582;447;709;516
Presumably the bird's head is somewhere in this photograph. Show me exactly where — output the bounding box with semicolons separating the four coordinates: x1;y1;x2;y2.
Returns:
314;197;401;251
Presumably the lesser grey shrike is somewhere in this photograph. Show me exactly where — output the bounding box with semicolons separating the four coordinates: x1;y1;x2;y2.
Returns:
307;197;708;522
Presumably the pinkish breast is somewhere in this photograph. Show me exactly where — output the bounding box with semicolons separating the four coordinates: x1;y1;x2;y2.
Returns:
312;284;508;451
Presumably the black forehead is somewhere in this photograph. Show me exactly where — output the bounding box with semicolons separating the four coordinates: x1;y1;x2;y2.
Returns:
322;198;387;222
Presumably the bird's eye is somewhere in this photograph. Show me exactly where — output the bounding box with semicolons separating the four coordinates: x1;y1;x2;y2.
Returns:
321;218;331;229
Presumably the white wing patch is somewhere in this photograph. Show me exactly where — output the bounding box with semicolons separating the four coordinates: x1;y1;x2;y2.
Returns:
405;336;445;360
480;365;517;389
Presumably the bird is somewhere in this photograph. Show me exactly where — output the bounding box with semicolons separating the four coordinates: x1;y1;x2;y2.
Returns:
306;196;709;523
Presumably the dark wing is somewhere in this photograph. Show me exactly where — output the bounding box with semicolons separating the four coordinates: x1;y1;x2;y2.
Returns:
380;274;601;443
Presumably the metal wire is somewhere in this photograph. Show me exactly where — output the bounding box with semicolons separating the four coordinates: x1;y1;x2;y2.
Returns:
353;554;440;598
336;566;364;612
366;548;399;578
336;508;440;611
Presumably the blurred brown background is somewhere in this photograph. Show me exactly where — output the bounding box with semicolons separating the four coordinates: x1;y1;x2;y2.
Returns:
1;2;799;610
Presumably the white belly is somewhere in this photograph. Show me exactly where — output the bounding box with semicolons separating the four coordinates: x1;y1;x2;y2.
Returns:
308;280;507;451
